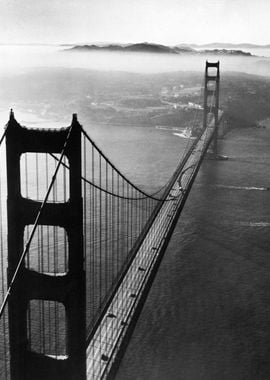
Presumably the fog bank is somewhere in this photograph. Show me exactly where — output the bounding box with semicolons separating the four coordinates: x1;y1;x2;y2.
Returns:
0;45;270;77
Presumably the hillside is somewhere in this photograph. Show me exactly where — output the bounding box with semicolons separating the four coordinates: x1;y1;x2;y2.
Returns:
1;68;270;130
65;43;252;57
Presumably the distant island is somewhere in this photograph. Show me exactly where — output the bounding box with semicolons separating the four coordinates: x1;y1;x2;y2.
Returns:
65;42;253;57
65;43;190;54
186;42;270;49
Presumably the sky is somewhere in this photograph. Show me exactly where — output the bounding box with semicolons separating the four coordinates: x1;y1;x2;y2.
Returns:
0;0;269;46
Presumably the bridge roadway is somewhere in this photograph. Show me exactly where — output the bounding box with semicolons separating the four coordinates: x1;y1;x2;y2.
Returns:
86;119;218;379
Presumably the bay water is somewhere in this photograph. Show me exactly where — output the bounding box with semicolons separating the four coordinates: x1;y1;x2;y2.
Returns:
116;125;270;380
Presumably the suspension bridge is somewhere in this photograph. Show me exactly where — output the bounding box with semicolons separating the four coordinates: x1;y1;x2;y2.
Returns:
0;61;224;379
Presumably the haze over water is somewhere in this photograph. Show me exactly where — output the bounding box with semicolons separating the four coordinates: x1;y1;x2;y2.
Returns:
0;45;270;75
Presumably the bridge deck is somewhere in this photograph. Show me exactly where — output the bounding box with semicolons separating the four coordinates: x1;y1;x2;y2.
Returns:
86;123;215;379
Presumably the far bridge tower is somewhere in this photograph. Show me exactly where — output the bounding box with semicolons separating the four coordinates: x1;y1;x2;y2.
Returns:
203;60;220;157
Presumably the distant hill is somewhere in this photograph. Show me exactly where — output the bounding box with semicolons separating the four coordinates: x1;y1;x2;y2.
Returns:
186;42;270;49
199;49;252;56
65;42;253;56
66;43;184;54
125;43;180;54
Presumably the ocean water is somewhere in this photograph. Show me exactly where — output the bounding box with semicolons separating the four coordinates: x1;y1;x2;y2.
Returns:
116;125;270;380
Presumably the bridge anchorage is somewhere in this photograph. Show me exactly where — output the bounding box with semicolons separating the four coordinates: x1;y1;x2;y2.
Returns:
0;61;225;379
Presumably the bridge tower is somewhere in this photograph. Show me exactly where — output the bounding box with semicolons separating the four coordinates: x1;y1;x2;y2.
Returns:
203;61;220;157
6;111;86;380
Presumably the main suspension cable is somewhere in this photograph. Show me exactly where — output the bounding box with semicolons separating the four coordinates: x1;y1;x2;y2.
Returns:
49;152;184;202
80;127;180;201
